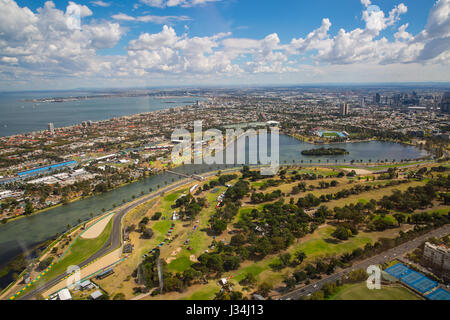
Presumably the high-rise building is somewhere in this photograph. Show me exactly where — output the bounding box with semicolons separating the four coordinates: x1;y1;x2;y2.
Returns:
340;103;349;116
48;122;55;135
375;93;381;104
440;92;450;113
422;242;450;282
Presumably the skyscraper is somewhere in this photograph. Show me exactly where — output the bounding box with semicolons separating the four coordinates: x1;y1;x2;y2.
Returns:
340;103;349;116
441;92;450;113
375;93;381;104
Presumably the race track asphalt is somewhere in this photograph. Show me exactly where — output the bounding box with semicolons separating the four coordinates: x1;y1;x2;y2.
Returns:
19;176;202;300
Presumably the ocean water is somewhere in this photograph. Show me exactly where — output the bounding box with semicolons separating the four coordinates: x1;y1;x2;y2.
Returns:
0;91;203;137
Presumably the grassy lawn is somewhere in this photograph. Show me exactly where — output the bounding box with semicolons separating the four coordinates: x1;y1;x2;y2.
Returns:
323;180;425;209
167;256;193;272
153;220;173;242
165;186;228;273
185;283;220;300
287;226;373;258
331;282;422;300
364;162;426;171
16;219;113;298
227;225;410;287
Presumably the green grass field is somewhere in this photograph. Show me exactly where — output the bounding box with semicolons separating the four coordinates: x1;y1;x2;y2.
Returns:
322;132;339;137
15;219;113;298
331;282;421;300
167;256;192;272
184;283;220;300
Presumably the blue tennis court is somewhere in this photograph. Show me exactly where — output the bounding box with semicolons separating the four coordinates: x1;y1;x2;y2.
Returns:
401;270;423;285
426;288;450;301
385;263;411;278
410;277;438;294
384;263;438;294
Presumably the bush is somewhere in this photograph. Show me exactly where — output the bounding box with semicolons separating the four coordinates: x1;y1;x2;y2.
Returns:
257;282;273;297
113;293;125;300
37;257;53;271
141;228;154;239
332;225;352;240
151;212;162;221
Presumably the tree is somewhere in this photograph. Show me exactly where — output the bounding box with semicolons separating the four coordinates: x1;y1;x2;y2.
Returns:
394;213;405;226
283;277;296;290
239;273;257;287
257;282;273;297
279;253;291;267
24;201;34;215
151;212;162;221
211;218;227;235
294;251;306;265
223;255;240;271
332;225;351;240
141;228;154;239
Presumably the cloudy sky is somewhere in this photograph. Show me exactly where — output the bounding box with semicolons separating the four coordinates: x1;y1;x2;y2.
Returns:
0;0;449;90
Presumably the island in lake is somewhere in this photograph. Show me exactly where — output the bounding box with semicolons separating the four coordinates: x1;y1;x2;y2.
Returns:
301;147;349;156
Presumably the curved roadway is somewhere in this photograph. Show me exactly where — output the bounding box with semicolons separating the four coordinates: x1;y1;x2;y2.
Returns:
18;164;444;300
18;175;204;300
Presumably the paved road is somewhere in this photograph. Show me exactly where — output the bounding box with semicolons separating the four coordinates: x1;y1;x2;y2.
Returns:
17;165;445;300
280;224;450;300
18;168;233;300
18;175;204;300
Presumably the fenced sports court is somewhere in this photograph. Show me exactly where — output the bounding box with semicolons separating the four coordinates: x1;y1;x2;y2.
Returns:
384;263;441;295
426;288;450;301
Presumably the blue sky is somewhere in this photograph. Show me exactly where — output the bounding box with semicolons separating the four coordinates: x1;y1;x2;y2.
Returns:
1;0;449;90
15;0;433;51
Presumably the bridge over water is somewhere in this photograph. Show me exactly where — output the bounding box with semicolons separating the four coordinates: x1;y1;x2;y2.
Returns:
165;170;205;181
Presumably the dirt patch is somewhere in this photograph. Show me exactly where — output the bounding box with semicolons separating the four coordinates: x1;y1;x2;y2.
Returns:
171;248;182;256
166;247;182;264
342;168;373;175
81;214;113;239
190;255;198;262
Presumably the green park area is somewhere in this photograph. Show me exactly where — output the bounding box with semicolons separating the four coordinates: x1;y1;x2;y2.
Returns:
15;219;113;299
77;163;448;300
331;282;422;300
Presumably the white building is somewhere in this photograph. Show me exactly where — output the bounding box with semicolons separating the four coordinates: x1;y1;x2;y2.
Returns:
57;288;72;300
423;242;450;281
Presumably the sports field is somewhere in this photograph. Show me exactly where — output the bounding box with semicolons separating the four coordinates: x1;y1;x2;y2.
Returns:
331;282;422;300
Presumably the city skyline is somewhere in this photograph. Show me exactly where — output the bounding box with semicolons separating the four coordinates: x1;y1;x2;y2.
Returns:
0;0;449;90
